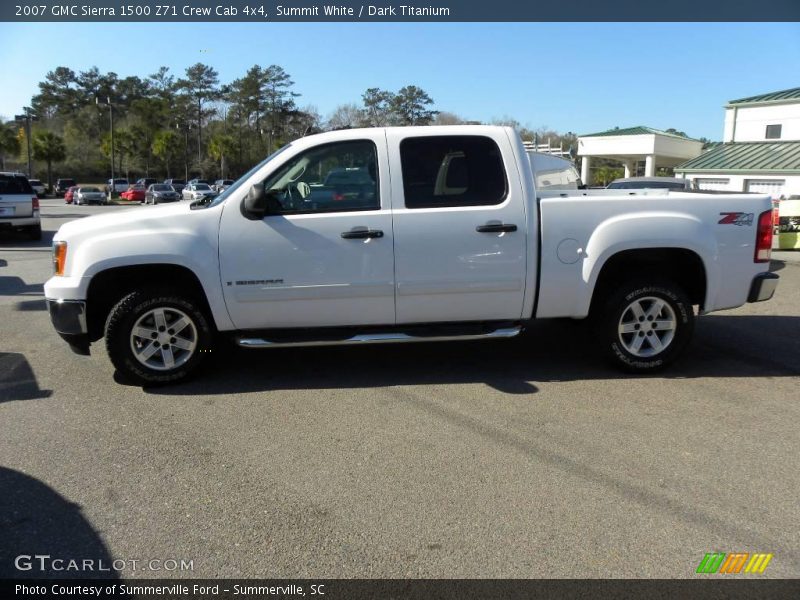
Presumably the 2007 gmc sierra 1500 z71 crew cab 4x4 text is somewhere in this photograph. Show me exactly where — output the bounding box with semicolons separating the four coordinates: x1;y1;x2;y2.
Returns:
44;126;779;385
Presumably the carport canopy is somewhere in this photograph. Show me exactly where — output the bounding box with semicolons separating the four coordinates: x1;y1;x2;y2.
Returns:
577;126;704;185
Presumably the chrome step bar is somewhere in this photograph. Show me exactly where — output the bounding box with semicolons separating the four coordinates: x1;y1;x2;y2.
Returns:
236;326;522;349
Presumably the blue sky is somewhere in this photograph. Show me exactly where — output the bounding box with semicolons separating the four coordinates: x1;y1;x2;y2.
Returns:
2;22;799;140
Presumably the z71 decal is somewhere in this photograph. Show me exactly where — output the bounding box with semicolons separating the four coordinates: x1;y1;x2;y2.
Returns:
718;212;754;226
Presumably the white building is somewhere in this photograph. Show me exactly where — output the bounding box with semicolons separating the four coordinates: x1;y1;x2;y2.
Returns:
577;126;704;186
676;87;800;197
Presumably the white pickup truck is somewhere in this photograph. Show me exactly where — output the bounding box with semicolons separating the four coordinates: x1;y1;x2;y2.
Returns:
44;126;779;385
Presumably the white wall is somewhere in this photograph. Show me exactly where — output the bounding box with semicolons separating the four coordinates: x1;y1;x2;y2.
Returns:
675;171;800;197
724;103;800;142
653;135;704;159
578;134;656;156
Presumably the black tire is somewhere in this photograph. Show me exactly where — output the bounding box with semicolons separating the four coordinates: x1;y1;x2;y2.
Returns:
28;224;42;241
105;288;213;385
594;279;694;373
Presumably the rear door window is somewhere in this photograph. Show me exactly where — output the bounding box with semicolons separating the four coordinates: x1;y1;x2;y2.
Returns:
399;136;507;208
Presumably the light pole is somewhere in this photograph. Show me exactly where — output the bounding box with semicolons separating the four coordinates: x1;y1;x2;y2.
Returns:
176;121;192;182
14;107;37;178
96;97;115;195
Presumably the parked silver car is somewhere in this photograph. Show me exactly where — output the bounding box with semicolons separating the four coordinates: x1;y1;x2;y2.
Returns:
182;182;218;202
74;186;107;205
0;172;41;239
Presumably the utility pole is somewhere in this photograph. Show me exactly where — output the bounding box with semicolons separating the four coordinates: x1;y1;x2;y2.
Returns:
14;107;37;178
96;97;115;195
197;98;202;165
177;122;191;182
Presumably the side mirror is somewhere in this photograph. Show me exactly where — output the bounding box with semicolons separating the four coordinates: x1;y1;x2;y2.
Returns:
241;184;282;220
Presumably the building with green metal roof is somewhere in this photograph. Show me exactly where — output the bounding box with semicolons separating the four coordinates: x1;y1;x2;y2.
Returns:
577;126;703;186
675;87;800;197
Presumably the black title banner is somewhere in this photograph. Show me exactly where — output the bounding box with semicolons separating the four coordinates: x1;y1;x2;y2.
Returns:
3;0;800;22
4;579;800;599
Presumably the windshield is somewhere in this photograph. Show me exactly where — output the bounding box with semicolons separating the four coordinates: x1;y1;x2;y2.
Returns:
194;184;212;190
82;187;101;193
152;184;171;191
207;144;292;208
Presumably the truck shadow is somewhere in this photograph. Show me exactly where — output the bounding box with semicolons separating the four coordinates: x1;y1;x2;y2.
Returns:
770;258;786;272
0;467;118;579
146;314;800;397
0;229;55;249
0;353;53;402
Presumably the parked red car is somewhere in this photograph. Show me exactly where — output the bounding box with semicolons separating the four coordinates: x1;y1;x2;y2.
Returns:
120;184;146;203
64;186;79;204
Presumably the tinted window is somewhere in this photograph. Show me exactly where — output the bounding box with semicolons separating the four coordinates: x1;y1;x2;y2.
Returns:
152;184;171;191
400;136;507;209
262;140;379;214
0;174;33;194
765;124;782;139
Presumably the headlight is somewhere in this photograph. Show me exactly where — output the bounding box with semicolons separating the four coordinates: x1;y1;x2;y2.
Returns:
53;241;67;276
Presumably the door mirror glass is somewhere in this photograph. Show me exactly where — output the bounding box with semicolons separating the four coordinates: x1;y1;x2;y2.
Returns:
242;184;285;219
242;184;267;219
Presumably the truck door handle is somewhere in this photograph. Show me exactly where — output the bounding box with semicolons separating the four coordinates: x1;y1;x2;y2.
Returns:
476;223;517;233
341;228;384;239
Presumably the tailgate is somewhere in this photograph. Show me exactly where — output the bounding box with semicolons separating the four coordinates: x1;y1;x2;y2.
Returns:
0;194;34;217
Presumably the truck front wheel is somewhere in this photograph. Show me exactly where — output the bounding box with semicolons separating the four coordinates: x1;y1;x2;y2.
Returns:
595;280;694;372
105;288;212;385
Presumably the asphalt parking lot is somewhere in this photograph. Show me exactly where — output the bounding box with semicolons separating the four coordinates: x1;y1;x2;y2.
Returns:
1;199;799;579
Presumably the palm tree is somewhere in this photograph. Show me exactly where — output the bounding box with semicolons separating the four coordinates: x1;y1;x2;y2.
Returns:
32;131;66;193
208;134;235;179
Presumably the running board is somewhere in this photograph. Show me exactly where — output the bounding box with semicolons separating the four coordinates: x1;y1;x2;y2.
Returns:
236;326;522;349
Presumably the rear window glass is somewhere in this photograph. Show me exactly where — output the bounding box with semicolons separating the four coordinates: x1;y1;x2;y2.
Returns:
0;175;33;194
399;136;507;208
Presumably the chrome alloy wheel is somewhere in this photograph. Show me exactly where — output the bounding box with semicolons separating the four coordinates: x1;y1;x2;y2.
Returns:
617;296;677;358
129;307;198;371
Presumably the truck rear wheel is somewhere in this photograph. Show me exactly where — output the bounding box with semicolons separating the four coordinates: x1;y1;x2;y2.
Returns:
105;288;212;385
595;280;694;372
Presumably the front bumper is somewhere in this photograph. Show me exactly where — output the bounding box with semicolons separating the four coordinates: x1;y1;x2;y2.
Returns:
747;272;779;303
46;298;90;355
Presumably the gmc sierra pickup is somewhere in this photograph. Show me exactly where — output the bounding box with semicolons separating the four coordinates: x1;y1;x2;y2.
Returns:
44;126;779;385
